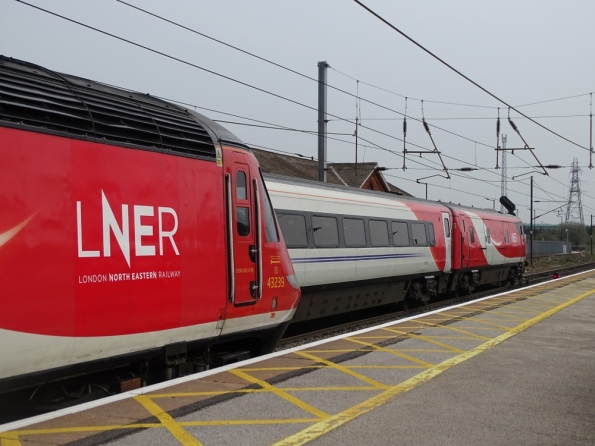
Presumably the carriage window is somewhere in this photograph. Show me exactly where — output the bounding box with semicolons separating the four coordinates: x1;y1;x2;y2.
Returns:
370;219;389;247
343;218;366;247
236;171;247;200
486;227;492;244
444;218;451;238
505;229;509;244
236;207;250;236
277;213;307;248
312;216;339;247
391;221;409;246
428;223;436;246
411;223;427;246
469;227;475;244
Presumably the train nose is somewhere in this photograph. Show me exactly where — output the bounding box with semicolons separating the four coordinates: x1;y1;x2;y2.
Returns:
286;273;299;289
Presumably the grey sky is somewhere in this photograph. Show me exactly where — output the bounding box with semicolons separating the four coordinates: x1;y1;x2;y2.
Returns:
2;0;594;224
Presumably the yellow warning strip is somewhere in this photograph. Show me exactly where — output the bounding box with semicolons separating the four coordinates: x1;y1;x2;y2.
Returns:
390;349;453;353
0;433;21;446
134;396;202;446
439;314;514;330
295;351;387;389
229;369;329;419
461;308;529;322
490;306;549;315
382;328;463;353
347;365;426;369
527;295;573;304
149;389;258;398
419;335;482;341
240;366;325;372
180;418;319;426
343;338;433;368
437;326;505;332
279;386;380;392
300;349;372;353
416;321;492;340
2;424;158;439
272;287;595;446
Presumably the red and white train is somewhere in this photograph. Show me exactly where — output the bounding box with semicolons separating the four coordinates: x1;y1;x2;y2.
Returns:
0;56;300;392
266;174;526;322
0;56;525;394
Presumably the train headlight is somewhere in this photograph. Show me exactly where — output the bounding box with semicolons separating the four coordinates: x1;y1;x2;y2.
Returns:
272;297;278;310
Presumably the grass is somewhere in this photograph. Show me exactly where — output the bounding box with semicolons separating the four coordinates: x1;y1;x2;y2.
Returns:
525;252;595;274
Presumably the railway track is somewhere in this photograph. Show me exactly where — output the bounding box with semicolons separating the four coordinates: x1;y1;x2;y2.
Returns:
277;262;595;350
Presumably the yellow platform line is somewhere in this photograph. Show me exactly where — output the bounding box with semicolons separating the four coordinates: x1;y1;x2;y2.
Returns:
239;366;325;372
295;351;387;389
471;309;529;322
448;307;528;322
421;335;483;341
229;369;329;419
439;326;506;332
344;338;433;368
180;418;319;426
301;349;373;354
134;396;202;446
382;328;463;353
279;386;381;392
149;389;258;398
272;287;595;446
0;433;21;446
351;336;405;340
506;303;559;311
416;321;492;340
439;314;515;330
527;295;575;304
390;349;453;353
348;365;427;369
2;424;158;437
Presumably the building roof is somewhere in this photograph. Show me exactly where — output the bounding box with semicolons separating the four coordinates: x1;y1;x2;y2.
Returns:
250;147;412;196
250;148;345;186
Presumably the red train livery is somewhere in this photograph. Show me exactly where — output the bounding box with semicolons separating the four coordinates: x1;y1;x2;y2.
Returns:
0;55;526;394
0;56;299;391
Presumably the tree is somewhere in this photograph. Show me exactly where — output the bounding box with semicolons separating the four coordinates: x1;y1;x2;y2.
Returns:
556;222;588;247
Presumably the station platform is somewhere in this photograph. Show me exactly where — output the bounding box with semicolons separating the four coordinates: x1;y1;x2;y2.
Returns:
1;270;594;446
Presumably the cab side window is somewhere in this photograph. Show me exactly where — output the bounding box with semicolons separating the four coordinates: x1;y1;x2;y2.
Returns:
236;171;250;236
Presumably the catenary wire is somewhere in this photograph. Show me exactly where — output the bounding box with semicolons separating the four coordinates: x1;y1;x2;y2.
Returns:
16;1;594;214
352;0;590;153
109;0;562;157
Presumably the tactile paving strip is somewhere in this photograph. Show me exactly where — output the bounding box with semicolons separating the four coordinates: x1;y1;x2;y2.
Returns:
2;271;594;446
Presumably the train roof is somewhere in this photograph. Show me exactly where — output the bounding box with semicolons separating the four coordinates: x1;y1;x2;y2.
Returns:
0;55;247;160
264;173;519;220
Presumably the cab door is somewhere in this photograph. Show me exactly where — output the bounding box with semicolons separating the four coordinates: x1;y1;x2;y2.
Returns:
226;155;262;306
442;212;452;273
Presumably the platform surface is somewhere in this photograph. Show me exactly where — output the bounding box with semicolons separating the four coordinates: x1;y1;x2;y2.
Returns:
1;271;594;446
